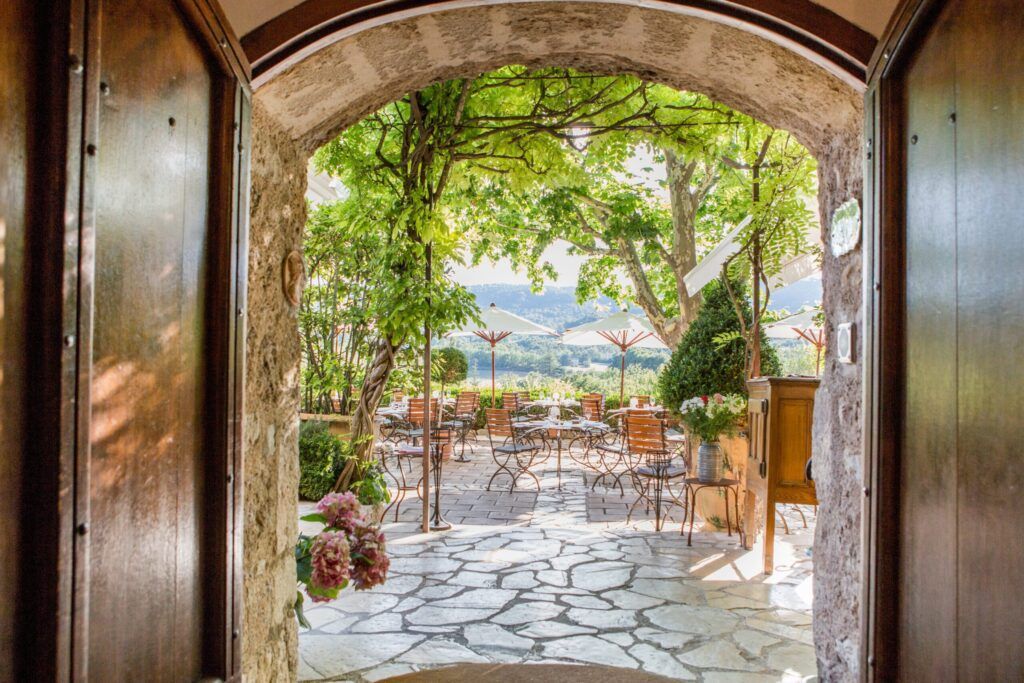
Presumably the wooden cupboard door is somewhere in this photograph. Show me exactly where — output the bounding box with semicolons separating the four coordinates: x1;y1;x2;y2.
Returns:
86;1;213;678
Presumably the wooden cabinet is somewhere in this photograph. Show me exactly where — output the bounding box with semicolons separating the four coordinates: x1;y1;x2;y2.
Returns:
745;377;818;574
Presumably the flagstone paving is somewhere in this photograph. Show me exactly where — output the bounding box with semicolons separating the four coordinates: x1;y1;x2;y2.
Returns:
299;438;817;682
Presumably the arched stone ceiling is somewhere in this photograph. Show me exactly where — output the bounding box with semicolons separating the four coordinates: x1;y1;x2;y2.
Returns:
253;1;863;164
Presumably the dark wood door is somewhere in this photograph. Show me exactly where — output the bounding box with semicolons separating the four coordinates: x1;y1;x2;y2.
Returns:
0;1;35;678
84;1;213;678
899;0;1024;678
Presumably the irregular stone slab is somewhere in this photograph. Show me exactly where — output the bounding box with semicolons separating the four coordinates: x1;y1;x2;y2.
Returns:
417;585;464;599
449;571;499;588
765;641;817;676
677;640;757;671
501;571;539;590
534;585;588;595
629;642;697;680
318;614;360;634
399;639;490;665
431;588;517;609
521;592;556;602
536;570;568;586
475;536;511;550
629;578;704;604
388;544;430;556
550;553;593;571
501;560;550;573
701;673;780;683
634;627;694;650
464;623;534;651
744;618;814;645
303;606;347;630
362;663;417;682
540;635;638;669
570;561;633;591
491;602;566;625
733;629;780;656
408;625;459;633
707;594;769;610
350;612;403;633
602;589;665;610
567;607;637;630
756;608;813;627
373;574;424;595
723;582;810;611
406;605;499;625
591;549;625;561
463;561;513;573
332;592;400;615
599;632;634;646
562;595;612;610
393;597;425;613
390;556;462;574
644;604;740;635
516;621;597;638
299;633;423;677
506;539;564;559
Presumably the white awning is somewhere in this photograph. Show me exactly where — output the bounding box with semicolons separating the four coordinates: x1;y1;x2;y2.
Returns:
449;303;556;336
561;311;667;349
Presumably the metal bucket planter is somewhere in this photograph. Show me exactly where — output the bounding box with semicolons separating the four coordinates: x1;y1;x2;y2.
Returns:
697;441;725;482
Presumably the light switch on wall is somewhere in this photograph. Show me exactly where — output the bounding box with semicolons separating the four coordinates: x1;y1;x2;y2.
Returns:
836;322;855;364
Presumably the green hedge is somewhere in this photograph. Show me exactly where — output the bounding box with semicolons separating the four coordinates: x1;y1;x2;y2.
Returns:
298;421;347;501
656;279;780;411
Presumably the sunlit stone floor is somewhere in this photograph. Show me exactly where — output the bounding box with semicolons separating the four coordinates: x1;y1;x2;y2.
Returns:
298;437;817;682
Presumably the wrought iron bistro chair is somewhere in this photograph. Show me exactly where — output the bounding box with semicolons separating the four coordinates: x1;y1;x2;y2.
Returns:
440;391;480;461
625;415;687;531
394;397;439;452
502;392;532;423
485;408;545;492
385;424;454;522
569;396;615;484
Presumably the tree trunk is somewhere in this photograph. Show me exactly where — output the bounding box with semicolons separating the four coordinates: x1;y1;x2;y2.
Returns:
333;336;401;491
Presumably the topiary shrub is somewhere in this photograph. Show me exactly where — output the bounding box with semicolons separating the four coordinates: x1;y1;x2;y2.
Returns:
656;279;780;410
298;421;347;501
433;347;468;386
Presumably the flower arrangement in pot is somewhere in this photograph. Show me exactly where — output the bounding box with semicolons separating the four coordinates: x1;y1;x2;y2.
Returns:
679;393;746;482
294;491;390;628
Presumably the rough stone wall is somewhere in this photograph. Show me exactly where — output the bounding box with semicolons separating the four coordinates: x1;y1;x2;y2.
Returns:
811;133;864;683
245;4;867;681
243;102;307;683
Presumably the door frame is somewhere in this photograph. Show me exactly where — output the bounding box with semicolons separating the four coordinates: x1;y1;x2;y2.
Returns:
859;0;946;679
24;1;251;679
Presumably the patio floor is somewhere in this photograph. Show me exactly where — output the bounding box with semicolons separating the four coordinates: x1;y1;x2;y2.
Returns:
298;437;817;682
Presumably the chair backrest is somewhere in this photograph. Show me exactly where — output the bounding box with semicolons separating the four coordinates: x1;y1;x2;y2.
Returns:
632;395;652;408
581;396;603;421
486;408;515;438
407;397;439;426
584;392;604;411
625;415;667;455
392;389;404;403
517;391;531;405
502;392;520;412
455;391;479;415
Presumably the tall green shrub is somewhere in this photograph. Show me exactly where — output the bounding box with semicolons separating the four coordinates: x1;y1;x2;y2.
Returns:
298;421;348;501
656;279;780;410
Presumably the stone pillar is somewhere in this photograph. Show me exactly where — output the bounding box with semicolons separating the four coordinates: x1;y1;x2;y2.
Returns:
811;132;865;682
243;103;307;683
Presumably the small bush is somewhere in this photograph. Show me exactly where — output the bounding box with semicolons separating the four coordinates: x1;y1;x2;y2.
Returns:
657;279;780;410
298;421;346;501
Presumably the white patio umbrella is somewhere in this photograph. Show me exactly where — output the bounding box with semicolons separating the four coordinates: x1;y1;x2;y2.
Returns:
765;307;825;375
561;310;668;406
449;303;557;403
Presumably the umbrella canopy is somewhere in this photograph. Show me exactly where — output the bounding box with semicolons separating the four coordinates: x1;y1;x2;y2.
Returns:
562;311;668;405
765;307;825;374
449;303;557;401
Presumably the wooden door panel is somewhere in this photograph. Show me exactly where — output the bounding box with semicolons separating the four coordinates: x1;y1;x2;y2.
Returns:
900;6;958;679
0;1;33;678
89;0;212;678
953;1;1024;678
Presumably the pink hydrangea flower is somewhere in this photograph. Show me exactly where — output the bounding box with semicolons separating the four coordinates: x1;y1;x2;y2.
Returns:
349;521;389;591
309;530;351;601
317;491;362;533
713;393;724;404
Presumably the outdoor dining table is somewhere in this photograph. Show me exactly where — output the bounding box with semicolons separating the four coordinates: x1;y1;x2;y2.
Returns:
513;418;591;491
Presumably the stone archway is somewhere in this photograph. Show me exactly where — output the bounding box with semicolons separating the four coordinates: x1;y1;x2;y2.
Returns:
244;4;865;680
